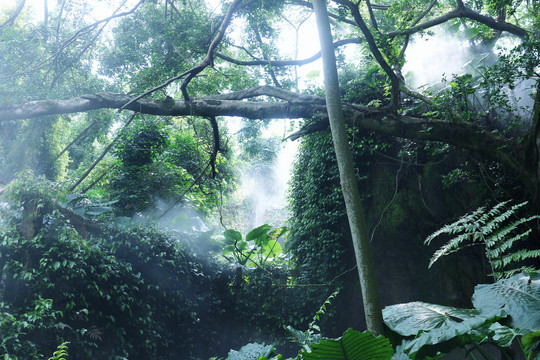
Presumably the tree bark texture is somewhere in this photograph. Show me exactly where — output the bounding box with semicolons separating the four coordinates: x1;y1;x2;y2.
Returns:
312;0;384;336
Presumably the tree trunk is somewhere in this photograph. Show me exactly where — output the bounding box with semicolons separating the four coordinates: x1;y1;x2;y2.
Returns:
312;0;384;336
525;79;540;205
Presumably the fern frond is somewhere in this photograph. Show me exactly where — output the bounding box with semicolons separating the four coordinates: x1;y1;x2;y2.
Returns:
424;209;483;245
483;203;526;236
486;216;534;247
480;201;510;228
487;230;532;258
428;238;478;268
491;249;540;269
426;201;539;279
489;266;537;279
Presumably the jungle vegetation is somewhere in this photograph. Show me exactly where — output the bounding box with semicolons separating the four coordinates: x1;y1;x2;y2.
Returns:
0;0;539;359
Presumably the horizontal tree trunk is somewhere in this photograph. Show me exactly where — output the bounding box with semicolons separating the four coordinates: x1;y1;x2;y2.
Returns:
1;88;525;174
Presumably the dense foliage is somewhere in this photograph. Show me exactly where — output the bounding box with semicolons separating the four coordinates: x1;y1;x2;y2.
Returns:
1;0;539;358
0;175;229;359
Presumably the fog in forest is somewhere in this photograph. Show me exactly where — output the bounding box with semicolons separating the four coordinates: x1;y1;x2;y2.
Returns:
0;0;539;359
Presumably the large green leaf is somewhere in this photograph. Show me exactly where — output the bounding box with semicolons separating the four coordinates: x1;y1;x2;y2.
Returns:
472;272;540;331
486;322;528;347
246;224;272;241
522;329;540;359
224;229;242;244
383;301;491;337
383;301;504;355
301;329;393;360
263;240;282;257
226;342;274;360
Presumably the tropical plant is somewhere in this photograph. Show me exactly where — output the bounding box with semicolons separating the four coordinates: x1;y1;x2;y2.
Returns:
425;201;540;279
48;342;69;360
383;272;540;360
222;224;287;267
223;272;540;360
225;342;278;360
0;297;63;360
299;329;393;360
223;289;393;360
285;290;339;352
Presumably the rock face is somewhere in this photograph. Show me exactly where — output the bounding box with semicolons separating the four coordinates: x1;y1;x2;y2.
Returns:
324;148;499;335
366;151;490;308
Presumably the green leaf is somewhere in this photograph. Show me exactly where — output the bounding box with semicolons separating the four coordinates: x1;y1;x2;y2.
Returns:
263;240;282;257
383;301;495;337
492;322;529;347
255;233;268;247
267;227;287;240
84;206;113;216
522;329;540;356
472;273;540;331
246;224;271;242
226;343;274;360
224;229;242;244
237;240;248;252
383;301;504;355
302;329;393;360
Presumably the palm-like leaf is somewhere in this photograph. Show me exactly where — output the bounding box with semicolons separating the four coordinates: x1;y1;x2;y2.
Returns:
425;201;540;279
301;329;393;360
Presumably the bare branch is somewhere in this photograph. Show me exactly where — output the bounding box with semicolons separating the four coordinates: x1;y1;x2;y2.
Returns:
68;112;139;192
386;5;529;40
338;0;402;110
216;38;362;67
365;0;380;31
289;0;357;26
411;0;439;27
209;116;220;178
250;18;282;87
180;0;244;100
54;116;100;161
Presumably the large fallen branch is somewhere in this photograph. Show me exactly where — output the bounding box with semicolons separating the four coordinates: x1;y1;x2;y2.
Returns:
0;86;525;179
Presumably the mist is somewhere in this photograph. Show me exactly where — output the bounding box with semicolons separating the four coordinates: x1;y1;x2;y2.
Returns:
238;138;298;230
403;32;536;128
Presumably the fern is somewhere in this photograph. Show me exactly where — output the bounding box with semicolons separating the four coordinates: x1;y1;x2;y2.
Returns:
425;201;540;280
49;342;69;360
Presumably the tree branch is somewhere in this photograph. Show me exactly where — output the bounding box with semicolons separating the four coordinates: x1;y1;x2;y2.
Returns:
1;88;525;180
68;113;138;192
339;0;402;110
180;0;243;100
215;38;362;67
0;0;26;29
289;0;357;26
386;5;529;40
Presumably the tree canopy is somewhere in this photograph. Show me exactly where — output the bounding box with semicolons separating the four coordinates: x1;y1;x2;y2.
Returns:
0;0;538;201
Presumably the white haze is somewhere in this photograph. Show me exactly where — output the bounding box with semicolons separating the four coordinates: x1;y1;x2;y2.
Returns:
403;34;474;89
238;138;298;229
403;33;535;126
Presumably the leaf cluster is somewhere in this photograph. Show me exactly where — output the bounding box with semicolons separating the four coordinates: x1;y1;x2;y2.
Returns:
224;272;540;360
0;175;230;359
384;272;540;359
222;224;286;267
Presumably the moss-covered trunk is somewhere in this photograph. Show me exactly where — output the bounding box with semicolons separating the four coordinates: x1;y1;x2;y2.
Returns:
312;0;384;336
